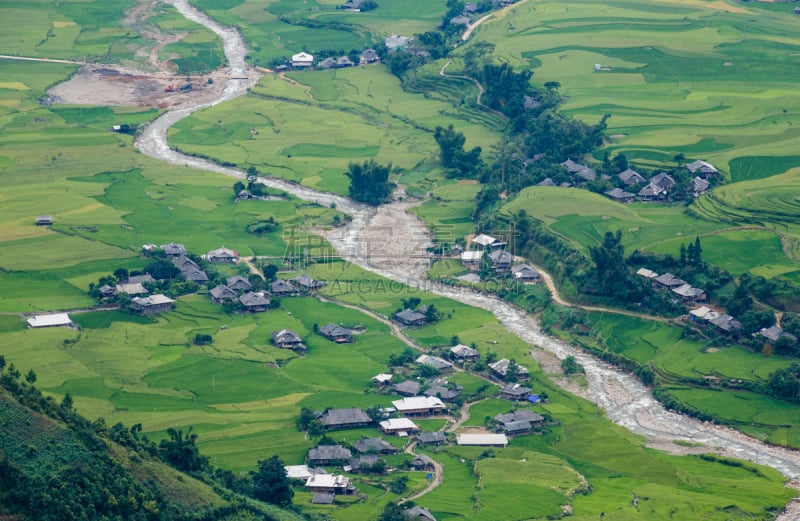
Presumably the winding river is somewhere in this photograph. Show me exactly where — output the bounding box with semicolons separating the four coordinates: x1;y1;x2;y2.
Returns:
137;0;800;516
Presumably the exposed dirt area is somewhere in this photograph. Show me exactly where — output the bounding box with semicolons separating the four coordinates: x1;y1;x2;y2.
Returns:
44;0;254;109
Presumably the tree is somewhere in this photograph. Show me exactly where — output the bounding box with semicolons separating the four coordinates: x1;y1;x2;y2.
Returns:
346;160;395;205
158;427;208;472
379;502;406;521
589;230;634;300
144;259;180;280
561;355;584;375
25;369;36;385
233;180;246;196
0;354;5;372
61;392;73;410
262;263;279;282
252;455;294;507
113;268;129;282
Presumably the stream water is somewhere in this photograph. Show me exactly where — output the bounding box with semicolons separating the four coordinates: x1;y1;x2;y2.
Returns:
136;1;800;516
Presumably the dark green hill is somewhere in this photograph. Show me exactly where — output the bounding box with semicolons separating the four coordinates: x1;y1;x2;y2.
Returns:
0;375;303;521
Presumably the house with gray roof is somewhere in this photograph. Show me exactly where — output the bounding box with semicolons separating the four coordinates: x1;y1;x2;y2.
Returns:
650;172;676;191
424;383;461;402
618;169;647;185
638;183;667;201
124;274;155;285
450;344;479;362
239;292;270;312
183;268;209;284
760;326;797;343
488;250;513;274
270;279;298;296
693;176;710;195
318;57;336;69
395;308;427;327
672;283;706;303
499;383;532;401
272;329;305;350
360;49;380;64
210;284;237;303
686;159;719;176
320;323;353;343
417;431;446;445
490;359;530;380
495;409;544;436
116;282;148;296
605;187;636;203
131;294;175;314
405;506;437;521
205;246;238;263
226;275;252;292
319;408;372;430
161;243;186;257
354;438;397;454
307;444;352;465
392;380;421;396
653;273;687;289
416;354;453;372
511;264;540;283
295;274;325;291
710;313;742;334
336;56;355;68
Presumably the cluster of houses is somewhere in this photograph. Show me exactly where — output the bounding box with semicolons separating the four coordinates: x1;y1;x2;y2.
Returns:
537;159;719;203
209;273;325;313
688;305;744;335
636;268;707;305
284;49;381;71
457;233;541;282
96;272;176;314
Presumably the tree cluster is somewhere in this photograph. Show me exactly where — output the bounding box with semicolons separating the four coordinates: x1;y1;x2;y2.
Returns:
346;160;395;205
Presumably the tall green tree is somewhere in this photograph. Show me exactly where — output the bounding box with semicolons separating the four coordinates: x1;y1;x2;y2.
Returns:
252;455;294;507
158;427;208;472
346;160;395;205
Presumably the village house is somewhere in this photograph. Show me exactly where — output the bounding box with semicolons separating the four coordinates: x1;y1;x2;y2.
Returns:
405;506;437;521
450;344;480;363
204;246;238;263
348;455;382;474
26;313;73;329
285;464;324;481
511;264;540;283
160;243;186;257
416;354;453;372
710;313;743;335
305;474;353;494
605;187;636;203
318;57;336;70
209;284;237;303
269;279;298;296
450;243;465;256
395;308;427;327
638;183;667;201
272;329;305;350
319;323;353;343
372;373;393;386
354;437;397;455
653;273;687;290
340;0;361;10
392;380;421;396
319;408;373;430
172;254;200;272
307;444;352;465
537;178;556;187
311;493;335;505
360;49;380;65
183;267;210;284
336;56;355;68
495;409;544;436
409;454;434;471
686;159;719;177
499;383;532;401
693;176;710;196
226;275;252;292
650;172;676;191
384;34;411;52
417;431;446;445
131;294;175;314
295;274;325;292
488;250;513;274
123;274;155;285
460;250;483;267
489;358;530;380
291;52;314;68
688;306;720;323
392;396;446;417
35;215;53;226
424;382;461;402
760;326;797;343
116;282;148;296
671;283;706;303
456;433;508;447
98;284;117;299
618;168;647;185
450;14;471;25
379;417;419;435
470;233;500;250
635;268;659;280
238;292;270;312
